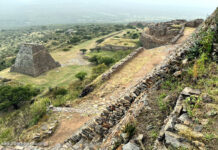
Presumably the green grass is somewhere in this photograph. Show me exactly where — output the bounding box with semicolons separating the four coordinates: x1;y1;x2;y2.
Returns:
86;49;133;62
0;65;92;89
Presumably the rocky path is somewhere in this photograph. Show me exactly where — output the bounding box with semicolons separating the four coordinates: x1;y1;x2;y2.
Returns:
41;27;196;147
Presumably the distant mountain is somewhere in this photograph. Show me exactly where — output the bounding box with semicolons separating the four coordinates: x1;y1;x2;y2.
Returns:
0;0;216;29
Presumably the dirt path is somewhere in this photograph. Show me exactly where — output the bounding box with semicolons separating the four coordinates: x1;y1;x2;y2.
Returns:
44;27;196;146
44;113;91;146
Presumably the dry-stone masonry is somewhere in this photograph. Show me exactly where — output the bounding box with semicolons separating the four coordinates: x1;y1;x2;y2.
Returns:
80;47;144;97
140;19;203;49
11;44;60;77
1;8;216;150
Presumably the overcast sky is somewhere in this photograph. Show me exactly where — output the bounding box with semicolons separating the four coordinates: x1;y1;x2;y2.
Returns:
0;0;217;29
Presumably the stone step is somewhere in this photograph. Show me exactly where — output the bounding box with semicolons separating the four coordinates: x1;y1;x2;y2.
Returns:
174;124;204;139
165;131;192;149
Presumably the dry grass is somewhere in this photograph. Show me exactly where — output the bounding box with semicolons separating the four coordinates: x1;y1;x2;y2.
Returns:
99;29;139;47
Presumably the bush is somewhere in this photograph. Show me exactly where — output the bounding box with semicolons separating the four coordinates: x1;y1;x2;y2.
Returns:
131;33;139;39
28;98;50;126
0;85;39;110
96;38;104;44
80;49;87;54
51;41;58;46
75;71;87;81
88;55;115;66
89;55;99;65
98;56;115;66
63;48;70;52
91;64;108;79
52;87;68;98
69;37;81;44
122;122;136;138
0;127;14;144
187;29;214;59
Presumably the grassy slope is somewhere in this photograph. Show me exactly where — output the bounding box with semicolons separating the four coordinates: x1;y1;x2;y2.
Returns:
99;29;141;47
0;31;125;89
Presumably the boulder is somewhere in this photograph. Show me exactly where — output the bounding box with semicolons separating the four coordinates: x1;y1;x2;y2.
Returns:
165;131;192;149
174;124;204;139
181;87;201;96
80;84;95;97
122;142;140;150
178;113;193;125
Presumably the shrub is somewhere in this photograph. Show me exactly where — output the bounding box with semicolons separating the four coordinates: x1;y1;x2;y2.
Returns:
0;127;14;144
69;37;81;44
187;29;214;59
200;29;214;54
98;56;115;66
158;93;167;112
52;87;68;97
51;41;58;46
91;64;108;79
0;85;39;110
131;33;139;39
80;49;87;54
28;98;50;126
63;48;70;52
89;55;99;65
96;38;104;44
122;122;136;138
75;71;87;81
52;95;69;107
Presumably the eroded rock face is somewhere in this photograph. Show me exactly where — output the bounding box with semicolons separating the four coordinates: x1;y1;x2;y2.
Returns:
10;44;60;77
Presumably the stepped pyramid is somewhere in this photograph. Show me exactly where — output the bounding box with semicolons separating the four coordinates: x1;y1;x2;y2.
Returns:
10;44;61;77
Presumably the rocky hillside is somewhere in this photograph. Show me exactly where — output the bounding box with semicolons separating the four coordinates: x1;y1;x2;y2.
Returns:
0;7;217;150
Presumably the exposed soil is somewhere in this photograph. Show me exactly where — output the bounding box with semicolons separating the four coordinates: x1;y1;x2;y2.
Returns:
44;112;91;146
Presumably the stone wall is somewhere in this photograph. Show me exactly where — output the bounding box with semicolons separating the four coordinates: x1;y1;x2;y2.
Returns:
63;24;204;149
185;19;204;27
140;19;203;49
170;25;185;44
101;47;144;81
96;44;137;51
80;47;144;97
2;9;216;150
99;9;217;149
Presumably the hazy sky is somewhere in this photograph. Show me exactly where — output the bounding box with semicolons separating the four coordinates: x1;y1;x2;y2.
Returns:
0;0;217;29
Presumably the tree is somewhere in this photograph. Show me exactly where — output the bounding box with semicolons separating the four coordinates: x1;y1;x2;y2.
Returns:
88;55;99;65
80;49;87;54
69;37;80;44
131;33;139;39
137;23;144;29
0;85;39;110
92;64;108;78
75;71;87;81
96;39;104;44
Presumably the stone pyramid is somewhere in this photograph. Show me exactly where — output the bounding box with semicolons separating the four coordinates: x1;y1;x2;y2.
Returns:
10;43;61;77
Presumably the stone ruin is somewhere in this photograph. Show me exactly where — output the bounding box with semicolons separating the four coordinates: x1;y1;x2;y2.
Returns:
10;44;61;77
140;19;203;49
